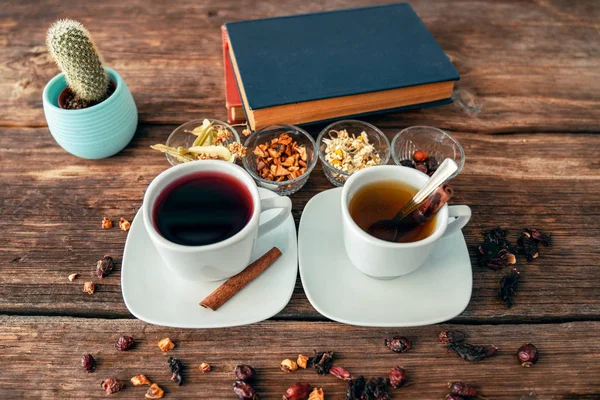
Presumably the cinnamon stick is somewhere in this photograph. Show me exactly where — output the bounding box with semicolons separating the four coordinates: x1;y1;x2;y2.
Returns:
200;247;282;311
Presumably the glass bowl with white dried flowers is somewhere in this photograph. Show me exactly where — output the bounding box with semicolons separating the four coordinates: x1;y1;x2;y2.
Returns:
317;120;391;186
151;119;246;165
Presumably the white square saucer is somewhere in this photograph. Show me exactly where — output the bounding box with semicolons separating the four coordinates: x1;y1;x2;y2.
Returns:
298;188;472;327
121;188;297;328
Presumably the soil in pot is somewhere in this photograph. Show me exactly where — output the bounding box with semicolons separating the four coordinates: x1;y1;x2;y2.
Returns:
58;81;116;110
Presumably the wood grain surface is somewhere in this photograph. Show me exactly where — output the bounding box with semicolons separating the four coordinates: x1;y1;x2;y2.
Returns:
1;0;600;398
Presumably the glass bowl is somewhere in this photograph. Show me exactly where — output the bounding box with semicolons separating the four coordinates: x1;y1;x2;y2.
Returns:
164;119;241;166
317;120;391;187
242;124;318;196
391;126;465;178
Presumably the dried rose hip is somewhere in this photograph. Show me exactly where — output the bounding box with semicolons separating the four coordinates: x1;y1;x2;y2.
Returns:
329;365;353;381
312;351;334;375
413;149;428;162
283;382;312;400
232;380;256;399
235;364;256;382
517;343;539;367
438;330;467;345
168;356;183;386
446;341;498;362
499;268;520;308
448;381;479;397
82;353;95;373
384;336;412;353
101;377;124;394
96;255;114;278
426;157;439;174
115;335;134;351
478;227;516;270
389;366;407;388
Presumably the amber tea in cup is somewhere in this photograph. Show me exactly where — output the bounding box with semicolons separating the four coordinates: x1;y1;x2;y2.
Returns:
348;180;437;243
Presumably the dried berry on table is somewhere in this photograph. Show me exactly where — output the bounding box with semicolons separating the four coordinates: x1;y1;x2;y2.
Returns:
235;364;256;382
101;377;124;394
297;354;309;369
448;381;483;398
199;362;211;373
446;341;498;362
384;336;412;353
281;358;298;372
115;335;134;351
312;351;334;375
365;377;391;400
330;365;353;381
119;217;131;231
145;383;164;399
82;353;95;373
389;366;407;388
346;376;366;400
83;281;95;295
101;217;112;229
232;380;256;399
168;356;183;386
517;228;552;261
517;343;539;367
308;388;324;400
96;255;114;278
478;227;516;270
283;382;312;400
131;374;151;386
438;330;467;345
157;337;175;352
68;273;78;282
499;268;520;308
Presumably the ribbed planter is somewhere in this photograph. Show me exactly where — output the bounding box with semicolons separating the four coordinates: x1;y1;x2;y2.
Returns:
42;67;138;159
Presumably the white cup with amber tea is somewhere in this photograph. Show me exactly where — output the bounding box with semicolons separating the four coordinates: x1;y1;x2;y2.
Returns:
341;165;471;279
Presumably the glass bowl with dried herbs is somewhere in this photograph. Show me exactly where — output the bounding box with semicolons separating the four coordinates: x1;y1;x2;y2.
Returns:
243;124;317;196
317;120;391;187
152;119;244;166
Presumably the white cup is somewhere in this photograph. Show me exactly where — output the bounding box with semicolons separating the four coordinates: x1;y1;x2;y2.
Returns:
142;161;292;282
341;165;471;279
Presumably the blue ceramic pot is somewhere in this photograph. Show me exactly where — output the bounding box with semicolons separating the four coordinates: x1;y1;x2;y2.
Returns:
42;67;138;159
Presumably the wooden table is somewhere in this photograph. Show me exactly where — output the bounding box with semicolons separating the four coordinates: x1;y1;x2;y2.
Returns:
1;0;599;398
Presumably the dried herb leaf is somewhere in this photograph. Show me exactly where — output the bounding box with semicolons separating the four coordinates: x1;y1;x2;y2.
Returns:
499;268;520;307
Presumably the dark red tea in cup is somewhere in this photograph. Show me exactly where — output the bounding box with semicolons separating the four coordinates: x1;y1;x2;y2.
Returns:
153;171;253;246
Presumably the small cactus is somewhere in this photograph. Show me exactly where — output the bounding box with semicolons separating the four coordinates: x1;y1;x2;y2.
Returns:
46;19;108;102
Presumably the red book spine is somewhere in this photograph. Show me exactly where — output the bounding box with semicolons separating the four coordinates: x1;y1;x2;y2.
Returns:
221;25;246;124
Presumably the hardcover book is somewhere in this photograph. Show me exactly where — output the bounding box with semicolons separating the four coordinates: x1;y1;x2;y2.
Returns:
221;25;246;124
224;3;459;131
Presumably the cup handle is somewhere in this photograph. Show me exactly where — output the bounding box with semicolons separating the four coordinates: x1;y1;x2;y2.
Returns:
257;196;292;238
442;205;471;238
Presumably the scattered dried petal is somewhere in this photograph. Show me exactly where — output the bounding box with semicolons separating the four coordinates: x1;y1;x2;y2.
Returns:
131;374;151;386
446;341;498;362
168;357;183;386
517;343;539;367
102;217;113;229
233;380;256;399
308;388;324;400
478;227;517;270
346;376;366;400
297;354;309;369
312;351;334;375
82;354;95;373
101;377;124;394
68;273;78;282
365;377;391;400
199;362;211;373
438;330;467;345
384;336;412;353
145;383;164;399
281;358;298;373
115;335;134;351
96;255;114;278
283;382;312;400
235;364;256;382
517;228;552;261
83;281;95;295
499;268;520;308
448;382;478;397
329;365;353;381
389;366;407;388
119;218;131;231
157;337;175;352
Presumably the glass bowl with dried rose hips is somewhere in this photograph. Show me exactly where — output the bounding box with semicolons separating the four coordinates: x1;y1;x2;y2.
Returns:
391;126;464;178
152;119;243;166
242;124;317;195
317;120;391;187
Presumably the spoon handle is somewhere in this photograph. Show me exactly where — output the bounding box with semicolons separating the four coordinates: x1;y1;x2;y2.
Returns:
394;158;458;220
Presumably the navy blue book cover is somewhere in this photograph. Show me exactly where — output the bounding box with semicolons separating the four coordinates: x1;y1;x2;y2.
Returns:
225;3;459;110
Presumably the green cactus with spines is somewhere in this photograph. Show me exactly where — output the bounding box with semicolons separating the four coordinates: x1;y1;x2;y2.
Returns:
46;19;109;102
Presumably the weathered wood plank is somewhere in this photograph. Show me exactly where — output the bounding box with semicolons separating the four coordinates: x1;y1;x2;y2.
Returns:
1;125;599;322
0;316;598;399
1;0;599;132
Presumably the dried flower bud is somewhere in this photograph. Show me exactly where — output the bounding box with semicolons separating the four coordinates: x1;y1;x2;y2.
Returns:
389;366;407;388
329;365;353;381
283;382;312;400
199;362;211;373
297;354;309;369
168;357;183;386
68;273;78;282
438;330;467;344
281;359;298;373
96;255;114;278
157;337;175;352
102;217;112;229
82;353;95;373
448;381;478;397
131;374;151;386
119;217;131;231
308;388;324;400
517;343;539;367
384;336;412;353
101;377;124;394
145;383;164;399
312;351;334;375
235;364;256;382
232;380;256;399
242;127;252;136
83;281;95;295
413;149;428;162
115;335;134;351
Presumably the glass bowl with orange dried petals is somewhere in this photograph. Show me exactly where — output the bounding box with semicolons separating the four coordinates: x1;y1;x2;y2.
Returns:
243;124;317;195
